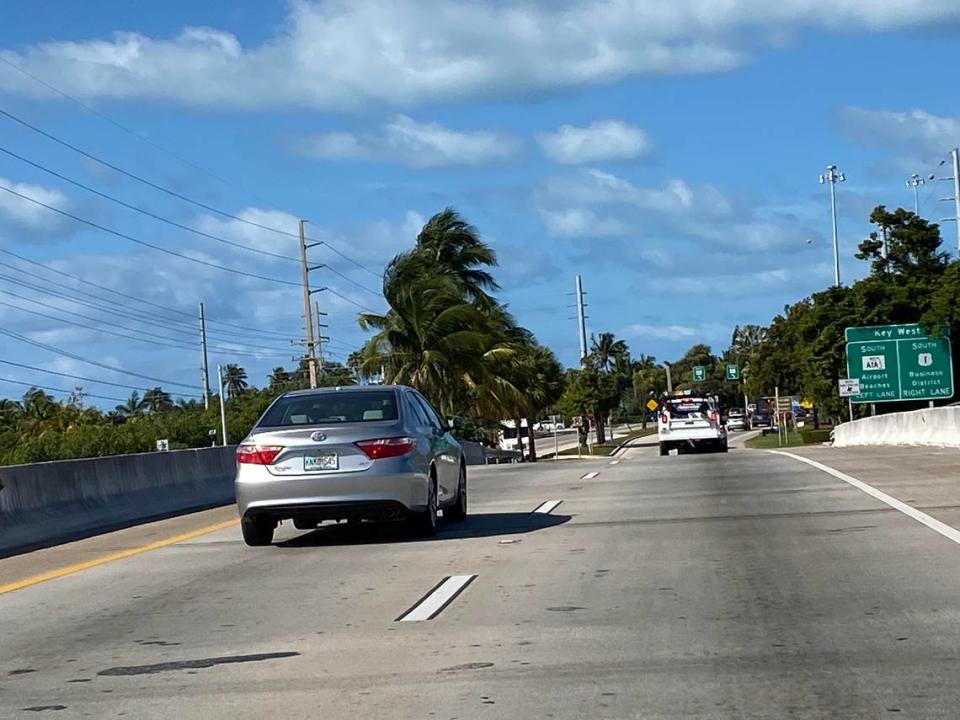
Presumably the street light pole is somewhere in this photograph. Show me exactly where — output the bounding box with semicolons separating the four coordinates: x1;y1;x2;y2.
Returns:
819;164;845;287
906;173;924;216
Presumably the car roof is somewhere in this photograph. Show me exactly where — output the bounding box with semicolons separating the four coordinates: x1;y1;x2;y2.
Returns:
281;385;404;398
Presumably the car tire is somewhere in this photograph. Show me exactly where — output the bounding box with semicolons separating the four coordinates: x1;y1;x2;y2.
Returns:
445;464;468;522
241;516;274;547
409;476;438;537
719;440;729;453
659;442;669;456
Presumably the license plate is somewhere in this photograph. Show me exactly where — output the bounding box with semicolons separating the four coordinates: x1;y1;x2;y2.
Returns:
304;453;338;472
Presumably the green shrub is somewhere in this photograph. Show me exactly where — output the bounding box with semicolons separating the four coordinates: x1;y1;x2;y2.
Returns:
799;428;832;444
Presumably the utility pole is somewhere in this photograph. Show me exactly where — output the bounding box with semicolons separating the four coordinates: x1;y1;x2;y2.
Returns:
217;364;228;446
952;149;960;254
575;274;587;363
298;219;318;388
932;149;960;254
198;301;210;410
819;164;845;287
906;173;925;216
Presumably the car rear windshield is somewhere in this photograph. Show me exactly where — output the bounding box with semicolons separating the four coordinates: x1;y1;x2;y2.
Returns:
258;391;399;427
665;399;712;418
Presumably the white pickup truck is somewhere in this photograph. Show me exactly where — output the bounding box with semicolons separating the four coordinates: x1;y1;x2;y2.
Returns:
658;396;728;456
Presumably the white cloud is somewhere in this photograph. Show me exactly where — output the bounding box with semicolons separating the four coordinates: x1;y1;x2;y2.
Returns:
624;323;699;340
537;120;651;164
192;207;301;255
839;106;960;172
2;1;959;110
536;168;818;255
297;115;522;168
0;176;71;233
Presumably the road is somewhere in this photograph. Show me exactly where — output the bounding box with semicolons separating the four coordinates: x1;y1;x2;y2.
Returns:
4;437;960;717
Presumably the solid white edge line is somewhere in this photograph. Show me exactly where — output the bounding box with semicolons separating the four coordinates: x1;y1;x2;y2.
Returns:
581;471;599;480
534;500;563;515
770;450;960;547
398;575;477;622
609;460;620;465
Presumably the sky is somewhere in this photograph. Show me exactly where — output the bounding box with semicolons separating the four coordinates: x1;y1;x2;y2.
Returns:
1;0;960;407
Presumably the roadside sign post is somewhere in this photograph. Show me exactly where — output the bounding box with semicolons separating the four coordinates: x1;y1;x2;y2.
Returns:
775;386;782;447
693;365;706;382
844;323;954;404
838;378;860;422
551;414;559;461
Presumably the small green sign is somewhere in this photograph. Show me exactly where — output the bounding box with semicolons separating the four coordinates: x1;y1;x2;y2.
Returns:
692;365;706;382
844;323;954;403
725;363;739;381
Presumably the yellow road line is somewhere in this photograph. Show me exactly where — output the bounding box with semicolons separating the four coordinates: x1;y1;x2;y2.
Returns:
0;518;239;596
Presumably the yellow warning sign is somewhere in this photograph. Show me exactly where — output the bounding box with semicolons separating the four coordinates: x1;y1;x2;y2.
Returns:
646;398;659;412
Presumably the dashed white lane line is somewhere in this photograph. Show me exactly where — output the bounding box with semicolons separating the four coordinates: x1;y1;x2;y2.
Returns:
771;450;960;547
609;460;620;465
533;499;564;515
581;471;599;480
396;575;477;622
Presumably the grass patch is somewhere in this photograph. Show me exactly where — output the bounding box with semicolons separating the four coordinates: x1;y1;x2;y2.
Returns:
554;427;657;457
745;428;832;449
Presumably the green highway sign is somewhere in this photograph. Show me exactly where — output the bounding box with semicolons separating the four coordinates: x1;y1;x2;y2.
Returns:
692;365;706;382
725;363;739;381
844;323;954;403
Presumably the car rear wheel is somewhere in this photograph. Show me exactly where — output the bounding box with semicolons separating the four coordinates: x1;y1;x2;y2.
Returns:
445;464;468;522
659;443;669;456
409;476;438;537
241;516;275;546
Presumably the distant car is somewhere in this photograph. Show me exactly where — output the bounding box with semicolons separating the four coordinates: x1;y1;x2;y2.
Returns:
658;396;728;455
234;386;467;546
751;410;773;428
726;409;748;431
535;420;565;432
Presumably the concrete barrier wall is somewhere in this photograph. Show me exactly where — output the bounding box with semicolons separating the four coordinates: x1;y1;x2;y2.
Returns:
833;406;960;448
0;446;237;558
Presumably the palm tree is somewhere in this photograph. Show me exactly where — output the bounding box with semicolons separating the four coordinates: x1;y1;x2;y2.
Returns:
508;343;564;462
267;367;291;392
114;391;147;418
731;325;769;356
358;273;518;417
222;364;248;400
143;387;174;413
411;208;500;308
590;332;629;373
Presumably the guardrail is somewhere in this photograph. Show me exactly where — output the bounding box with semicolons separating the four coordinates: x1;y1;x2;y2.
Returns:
0;446;236;558
832;406;960;448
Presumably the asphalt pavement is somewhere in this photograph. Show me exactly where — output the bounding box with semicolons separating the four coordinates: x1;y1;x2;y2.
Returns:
4;438;960;718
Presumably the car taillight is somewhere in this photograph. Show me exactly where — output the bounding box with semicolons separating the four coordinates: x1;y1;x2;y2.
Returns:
236;445;284;465
355;437;416;459
709;412;719;423
660;413;669;424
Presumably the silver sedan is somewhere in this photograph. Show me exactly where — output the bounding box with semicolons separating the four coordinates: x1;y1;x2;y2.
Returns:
235;385;467;546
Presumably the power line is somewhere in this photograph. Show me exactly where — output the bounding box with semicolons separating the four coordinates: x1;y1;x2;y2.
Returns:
321;263;383;297
0;358;167;393
0;55;273;208
0;183;301;287
0;326;202;390
0;247;296;340
0;267;295;348
0;145;301;263
0;106;384;278
0;375;128;404
0;291;300;359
